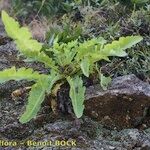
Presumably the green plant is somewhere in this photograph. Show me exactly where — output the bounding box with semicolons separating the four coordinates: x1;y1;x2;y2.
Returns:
71;0;103;6
0;11;143;124
107;47;150;82
11;0;71;18
131;0;149;4
46;22;82;45
10;0;117;19
119;0;150;8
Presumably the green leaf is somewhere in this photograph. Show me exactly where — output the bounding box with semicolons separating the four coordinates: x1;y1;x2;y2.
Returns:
46;70;62;94
15;38;42;52
19;71;61;123
2;11;57;71
2;11;42;52
131;0;149;4
90;52;110;63
102;36;143;57
1;11;20;39
18;48;58;71
52;40;78;66
19;78;48;123
0;67;43;84
67;76;86;118
80;57;90;77
76;37;106;61
100;74;112;90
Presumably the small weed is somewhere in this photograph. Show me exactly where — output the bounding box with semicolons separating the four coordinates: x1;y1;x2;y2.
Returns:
0;11;142;123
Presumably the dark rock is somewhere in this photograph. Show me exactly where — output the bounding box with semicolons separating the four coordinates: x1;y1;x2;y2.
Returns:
0;19;5;37
0;95;34;140
0;93;58;140
0;19;11;45
0;42;51;140
85;74;150;129
1;117;148;150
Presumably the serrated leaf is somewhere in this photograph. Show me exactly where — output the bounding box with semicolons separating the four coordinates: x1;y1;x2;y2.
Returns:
100;74;112;90
76;37;106;61
19;71;61;123
52;40;78;66
17;48;58;70
0;67;43;84
2;11;57;71
19;78;48;123
90;52;110;62
46;70;62;94
80;57;90;77
67;76;86;118
102;36;143;57
15;38;42;52
1;11;20;39
1;11;42;52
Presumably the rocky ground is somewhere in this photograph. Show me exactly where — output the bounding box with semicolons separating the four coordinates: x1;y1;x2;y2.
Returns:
0;10;150;149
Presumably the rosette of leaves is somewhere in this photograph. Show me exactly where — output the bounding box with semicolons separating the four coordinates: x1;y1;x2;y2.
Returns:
0;11;143;124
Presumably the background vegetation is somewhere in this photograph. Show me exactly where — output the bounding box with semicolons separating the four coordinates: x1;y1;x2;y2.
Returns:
1;0;150;82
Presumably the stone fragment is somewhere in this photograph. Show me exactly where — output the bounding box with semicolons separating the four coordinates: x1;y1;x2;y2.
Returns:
85;75;150;129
